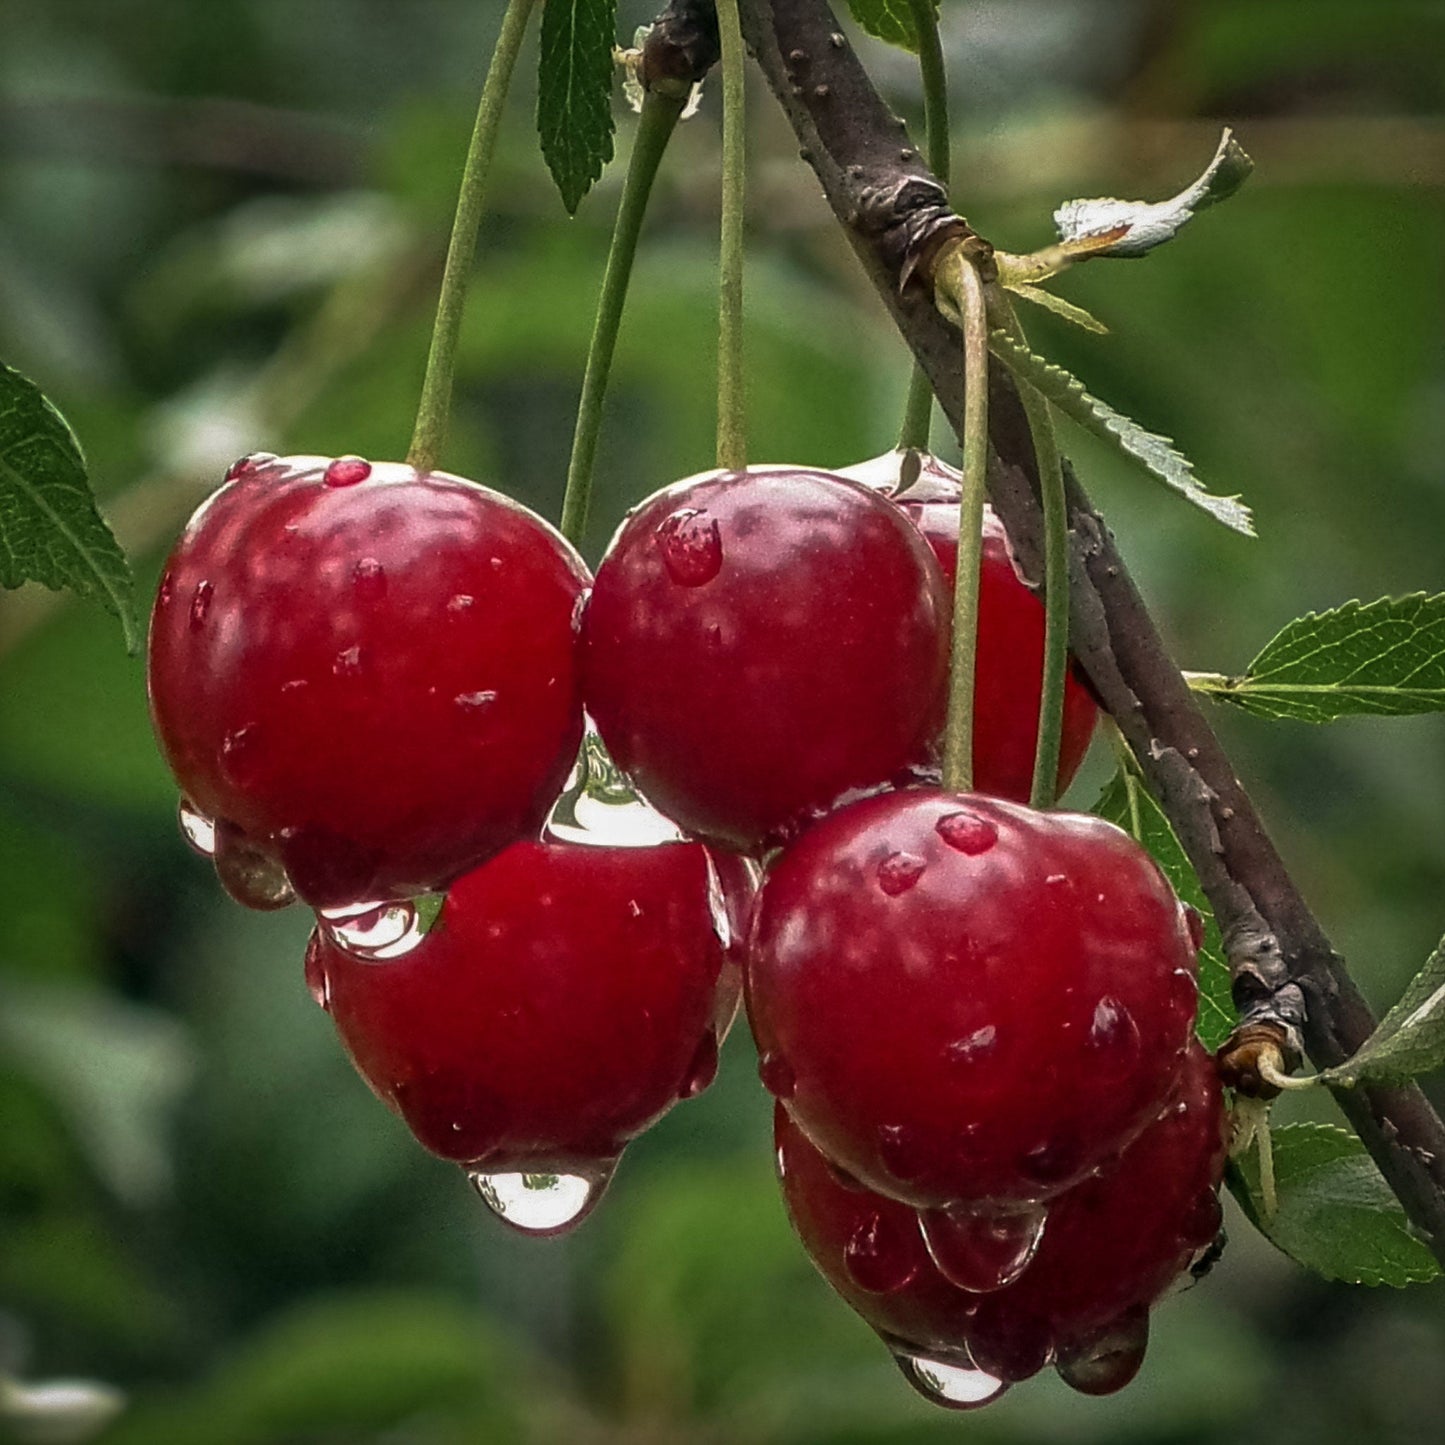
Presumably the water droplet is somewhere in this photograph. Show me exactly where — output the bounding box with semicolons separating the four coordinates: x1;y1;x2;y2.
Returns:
213;828;295;911
1055;1309;1149;1396
878;1122;925;1183
177;798;216;856
352;557;387;600
303;931;329;1010
447;593;475;616
892;1349;1009;1410
758;1052;796;1099
224;451;277;481
157;570;175;607
1182;904;1205;951
189;580;214;629
320;899;424;960
945;1024;998;1069
220;724;263;787
324;455;372;487
544;725;684;847
1086;995;1141;1077
679;1030;719;1099
332;645;364;678
920;1202;1048;1293
877;850;927;895
656;508;722;585
468;1158;616;1236
844;1212;920;1293
703;855;732;950
1044;872;1067;886
454;689;498;714
935;810;998;855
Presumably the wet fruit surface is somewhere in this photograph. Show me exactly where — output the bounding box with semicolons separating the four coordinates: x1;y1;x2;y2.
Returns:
748;789;1200;1207
581;467;950;852
315;836;738;1177
148;454;589;908
893;458;1097;804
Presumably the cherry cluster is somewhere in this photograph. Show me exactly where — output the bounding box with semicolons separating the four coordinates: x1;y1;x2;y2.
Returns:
147;449;1225;1408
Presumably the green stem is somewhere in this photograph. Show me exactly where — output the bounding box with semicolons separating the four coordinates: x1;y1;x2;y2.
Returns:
715;0;747;472
560;89;685;546
407;0;537;475
1017;370;1069;809
940;256;990;793
897;0;951;453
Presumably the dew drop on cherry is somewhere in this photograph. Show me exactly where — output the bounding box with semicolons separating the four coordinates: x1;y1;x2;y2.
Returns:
544;726;684;847
935;810;998;855
703;855;732;950
919;1202;1048;1294
320;900;424;960
877;1122;925;1183
843;1211;919;1293
219;725;263;788
757;1051;796;1099
332;645;364;679
352;557;387;601
303;932;329;1011
177;798;216;856
892;1349;1009;1410
877;850;926;896
189;580;214;630
656;508;722;586
324;455;372;487
224;451;277;481
454;689;498;715
678;1030;720;1099
945;1024;999;1071
1055;1308;1150;1396
467;1158;616;1236
446;593;475;616
1086;995;1141;1077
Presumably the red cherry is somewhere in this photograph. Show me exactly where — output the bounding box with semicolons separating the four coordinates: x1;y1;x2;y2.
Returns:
581;468;950;852
892;455;1097;803
747;789;1199;1209
148;454;589;909
773;1042;1226;1403
314;835;743;1231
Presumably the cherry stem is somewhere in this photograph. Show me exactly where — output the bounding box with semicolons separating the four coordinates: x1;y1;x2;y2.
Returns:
991;297;1070;808
560;88;686;546
940;255;990;794
896;0;951;453
406;0;537;476
715;0;748;472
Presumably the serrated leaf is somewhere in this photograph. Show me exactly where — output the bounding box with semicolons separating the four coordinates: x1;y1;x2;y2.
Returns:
987;328;1255;536
0;361;137;650
844;0;939;53
1006;283;1109;334
1093;766;1236;1050
1319;934;1445;1088
537;0;617;214
1054;129;1254;258
1188;595;1445;722
1228;1123;1440;1286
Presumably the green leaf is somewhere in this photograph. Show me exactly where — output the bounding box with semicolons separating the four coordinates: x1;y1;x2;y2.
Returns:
1318;934;1445;1088
987;328;1255;536
1187;594;1445;722
844;0;939;53
1053;129;1254;259
1093;766;1236;1050
0;361;137;650
537;0;618;214
1007;283;1110;334
1229;1123;1440;1286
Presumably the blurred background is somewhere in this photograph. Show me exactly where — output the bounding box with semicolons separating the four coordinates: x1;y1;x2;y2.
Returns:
2;0;1444;1440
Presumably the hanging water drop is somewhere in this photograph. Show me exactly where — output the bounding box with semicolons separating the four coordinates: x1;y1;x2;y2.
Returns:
703;854;733;950
892;1348;1009;1410
320;899;424;960
544;724;684;847
656;508;723;585
303;932;330;1011
467;1157;616;1236
177;797;216;856
1054;1308;1150;1396
919;1201;1048;1293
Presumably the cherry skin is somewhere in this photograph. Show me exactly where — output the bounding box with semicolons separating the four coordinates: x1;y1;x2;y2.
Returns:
747;788;1200;1209
148;453;589;909
891;455;1097;804
312;836;742;1182
773;1041;1226;1400
581;468;950;853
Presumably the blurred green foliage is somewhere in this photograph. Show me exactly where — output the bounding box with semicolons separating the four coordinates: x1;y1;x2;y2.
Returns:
2;0;1444;1441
